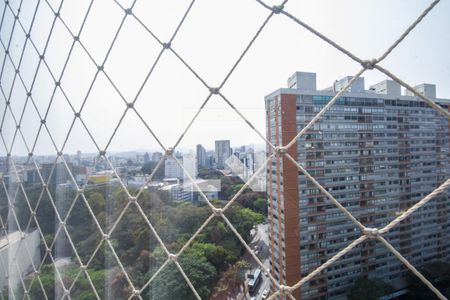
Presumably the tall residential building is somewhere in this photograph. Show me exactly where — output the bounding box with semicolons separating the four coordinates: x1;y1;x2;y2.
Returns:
215;140;231;169
265;71;450;299
196;144;207;169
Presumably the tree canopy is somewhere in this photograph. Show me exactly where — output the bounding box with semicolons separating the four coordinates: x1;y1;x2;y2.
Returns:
10;183;265;299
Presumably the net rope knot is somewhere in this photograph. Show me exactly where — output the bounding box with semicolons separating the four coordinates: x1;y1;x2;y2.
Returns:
363;227;380;239
212;207;223;216
272;5;284;14
279;284;290;294
209;87;220;94
169;253;178;261
165;147;174;156
361;58;377;70
132;289;140;296
275;146;288;156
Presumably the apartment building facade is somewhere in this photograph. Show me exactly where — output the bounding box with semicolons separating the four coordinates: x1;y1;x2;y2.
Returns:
265;72;450;299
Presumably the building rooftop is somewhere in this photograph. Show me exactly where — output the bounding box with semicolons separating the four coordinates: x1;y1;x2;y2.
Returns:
0;231;23;250
266;71;450;104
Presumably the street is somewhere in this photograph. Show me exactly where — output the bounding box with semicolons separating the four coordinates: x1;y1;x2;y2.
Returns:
246;223;271;300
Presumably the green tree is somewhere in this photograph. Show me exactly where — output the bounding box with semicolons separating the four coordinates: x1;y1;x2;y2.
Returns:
25;265;106;300
227;205;264;242
171;202;210;235
253;197;268;215
10;179;269;300
146;255;217;300
188;242;231;271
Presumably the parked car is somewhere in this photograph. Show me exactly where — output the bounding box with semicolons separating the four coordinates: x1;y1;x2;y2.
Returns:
262;289;269;299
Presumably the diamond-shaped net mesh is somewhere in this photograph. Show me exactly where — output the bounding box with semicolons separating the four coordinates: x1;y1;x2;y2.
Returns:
0;0;448;299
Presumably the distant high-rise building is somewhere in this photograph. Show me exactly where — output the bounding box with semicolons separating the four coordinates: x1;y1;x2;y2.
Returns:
214;140;231;169
196;144;207;169
76;150;82;166
24;169;40;184
206;151;214;168
40;162;74;186
164;157;183;179
183;151;197;182
182;151;197;201
266;71;450;299
144;152;150;163
152;151;163;162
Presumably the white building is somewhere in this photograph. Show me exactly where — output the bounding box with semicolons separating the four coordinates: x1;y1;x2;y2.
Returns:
160;179;219;202
0;230;41;290
183;151;197;183
164;157;183;179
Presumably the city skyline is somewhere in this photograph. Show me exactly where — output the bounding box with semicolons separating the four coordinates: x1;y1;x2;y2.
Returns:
1;1;450;156
0;142;267;159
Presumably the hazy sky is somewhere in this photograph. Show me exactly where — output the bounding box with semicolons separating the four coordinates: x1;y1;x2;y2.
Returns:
1;0;449;156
